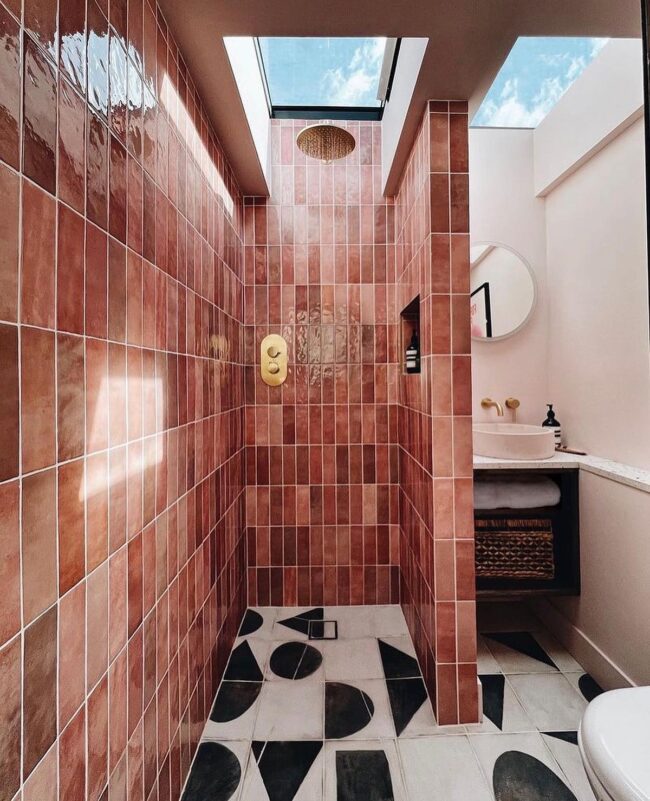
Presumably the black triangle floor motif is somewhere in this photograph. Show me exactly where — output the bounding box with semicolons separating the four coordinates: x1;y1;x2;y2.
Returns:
385;678;428;737
223;640;263;682
336;750;395;801
252;741;323;801
484;631;558;670
210;681;262;722
544;731;579;745
239;608;264;637
325;683;375;739
493;751;577;801
480;674;505;731
277;608;324;636
378;639;421;679
180;742;241;801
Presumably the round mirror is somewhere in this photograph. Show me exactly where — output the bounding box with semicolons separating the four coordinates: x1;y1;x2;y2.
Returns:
470;242;536;341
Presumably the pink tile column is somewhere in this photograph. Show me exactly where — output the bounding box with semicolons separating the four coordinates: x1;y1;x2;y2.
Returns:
395;102;478;725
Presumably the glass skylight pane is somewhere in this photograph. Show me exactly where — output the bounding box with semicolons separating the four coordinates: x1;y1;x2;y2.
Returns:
258;37;386;107
472;37;609;128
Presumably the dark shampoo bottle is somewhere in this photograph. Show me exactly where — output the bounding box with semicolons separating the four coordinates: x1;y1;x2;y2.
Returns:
542;404;562;447
405;330;420;373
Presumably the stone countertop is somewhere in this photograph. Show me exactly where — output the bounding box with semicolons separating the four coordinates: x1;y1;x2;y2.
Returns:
474;452;650;494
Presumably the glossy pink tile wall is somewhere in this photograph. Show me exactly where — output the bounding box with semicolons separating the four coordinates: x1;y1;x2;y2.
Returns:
395;102;477;724
244;119;401;607
0;1;247;799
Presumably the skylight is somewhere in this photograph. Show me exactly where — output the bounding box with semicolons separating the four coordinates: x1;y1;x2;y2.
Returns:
472;37;609;128
256;37;398;119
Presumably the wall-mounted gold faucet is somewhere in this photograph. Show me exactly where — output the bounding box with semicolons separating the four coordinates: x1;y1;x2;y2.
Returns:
481;397;504;416
505;397;520;422
261;334;288;386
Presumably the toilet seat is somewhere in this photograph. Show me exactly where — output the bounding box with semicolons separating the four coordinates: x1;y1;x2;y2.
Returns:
579;687;650;801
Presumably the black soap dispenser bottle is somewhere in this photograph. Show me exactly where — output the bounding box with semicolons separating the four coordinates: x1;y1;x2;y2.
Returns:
405;329;420;373
542;404;562;447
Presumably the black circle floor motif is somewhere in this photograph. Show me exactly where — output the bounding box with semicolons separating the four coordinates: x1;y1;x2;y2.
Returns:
325;682;375;739
180;742;241;801
493;751;577;801
269;642;323;679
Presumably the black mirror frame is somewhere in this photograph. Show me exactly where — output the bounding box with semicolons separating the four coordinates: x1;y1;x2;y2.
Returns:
642;0;650;330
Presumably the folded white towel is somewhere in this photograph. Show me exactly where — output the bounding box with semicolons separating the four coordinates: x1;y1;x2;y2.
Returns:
474;477;561;510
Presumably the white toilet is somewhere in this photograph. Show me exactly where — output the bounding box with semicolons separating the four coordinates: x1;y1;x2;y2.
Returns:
579;687;650;801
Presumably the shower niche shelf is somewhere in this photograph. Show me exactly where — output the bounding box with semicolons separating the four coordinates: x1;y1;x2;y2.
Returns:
401;295;421;375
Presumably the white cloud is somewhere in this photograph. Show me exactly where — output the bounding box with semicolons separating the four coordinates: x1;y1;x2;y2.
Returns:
474;37;611;128
321;38;386;106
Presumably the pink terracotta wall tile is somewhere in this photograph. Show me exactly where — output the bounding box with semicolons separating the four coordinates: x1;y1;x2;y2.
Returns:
22;468;58;624
244;120;400;605
0;163;20;322
0;323;19;480
0;5;21;171
0;634;21;801
396;103;476;724
23;605;57;778
0;2;248;798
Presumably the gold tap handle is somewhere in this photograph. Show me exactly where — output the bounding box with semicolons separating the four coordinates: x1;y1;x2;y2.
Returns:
505;397;520;423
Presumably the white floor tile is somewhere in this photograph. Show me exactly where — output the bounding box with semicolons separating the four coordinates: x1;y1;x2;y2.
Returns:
240;741;324;801
226;638;272;680
183;740;251;801
202;682;263;741
254;681;324;740
325;605;409;639
508;674;588;731
542;733;597;801
326;679;395;740
378;635;419;661
264;640;325;682
271;607;323;641
468;731;568;793
398;735;494;801
534;631;583;673
323;740;408;801
466;677;535;734
394;687;440;738
239;607;279;641
481;633;560;674
321;638;384;680
477;636;502;673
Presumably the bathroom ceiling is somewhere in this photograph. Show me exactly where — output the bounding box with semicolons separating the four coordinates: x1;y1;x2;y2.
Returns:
157;0;642;194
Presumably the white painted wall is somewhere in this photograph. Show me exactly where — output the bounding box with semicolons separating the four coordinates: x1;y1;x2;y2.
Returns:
223;37;271;187
545;117;650;469
469;128;548;424
381;38;428;193
534;39;644;196
534;475;650;689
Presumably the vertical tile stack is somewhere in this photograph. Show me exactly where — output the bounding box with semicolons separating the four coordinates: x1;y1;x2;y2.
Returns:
0;0;247;799
244;119;401;607
395;101;477;725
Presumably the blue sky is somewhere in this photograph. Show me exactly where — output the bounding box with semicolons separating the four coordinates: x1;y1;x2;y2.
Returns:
258;36;609;123
473;37;609;127
259;37;385;107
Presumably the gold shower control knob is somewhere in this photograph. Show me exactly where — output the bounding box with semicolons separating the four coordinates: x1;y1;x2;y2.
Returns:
260;334;288;387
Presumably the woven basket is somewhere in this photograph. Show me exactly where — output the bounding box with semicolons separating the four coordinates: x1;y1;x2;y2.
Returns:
475;518;555;579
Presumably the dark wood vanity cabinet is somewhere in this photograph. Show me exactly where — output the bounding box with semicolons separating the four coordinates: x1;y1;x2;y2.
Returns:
474;468;580;597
